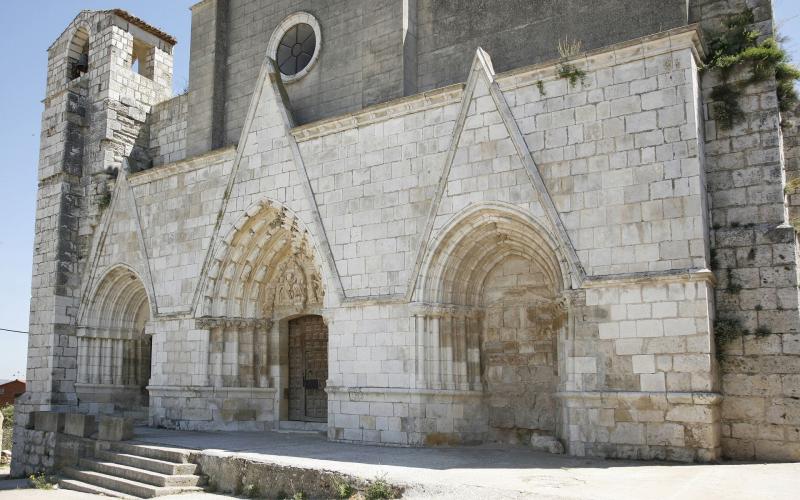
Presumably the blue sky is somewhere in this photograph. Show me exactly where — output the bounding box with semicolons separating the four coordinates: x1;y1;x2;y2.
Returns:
0;1;194;380
1;2;799;380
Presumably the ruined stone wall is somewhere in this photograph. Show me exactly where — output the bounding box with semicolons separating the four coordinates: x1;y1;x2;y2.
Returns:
482;257;559;443
148;94;188;167
692;0;800;461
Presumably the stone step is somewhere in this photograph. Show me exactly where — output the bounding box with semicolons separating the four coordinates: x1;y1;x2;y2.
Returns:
96;450;197;475
58;478;137;499
110;442;193;464
61;467;203;498
278;420;327;433
79;458;203;488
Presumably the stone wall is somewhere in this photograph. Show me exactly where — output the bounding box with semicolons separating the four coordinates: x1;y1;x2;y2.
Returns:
416;0;689;92
565;278;719;461
692;0;800;461
185;0;409;155
10;429;56;476
149;94;188;167
183;0;693;159
65;26;722;460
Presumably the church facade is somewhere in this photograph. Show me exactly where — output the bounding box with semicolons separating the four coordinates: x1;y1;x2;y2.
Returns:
15;0;800;465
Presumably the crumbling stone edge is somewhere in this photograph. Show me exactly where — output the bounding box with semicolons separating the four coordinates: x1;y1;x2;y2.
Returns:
196;450;405;499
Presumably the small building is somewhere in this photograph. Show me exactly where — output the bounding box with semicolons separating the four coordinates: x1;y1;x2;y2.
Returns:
0;379;25;407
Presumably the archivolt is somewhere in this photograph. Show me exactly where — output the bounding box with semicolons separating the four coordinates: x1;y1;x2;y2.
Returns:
201;200;325;319
417;204;566;306
82;265;151;338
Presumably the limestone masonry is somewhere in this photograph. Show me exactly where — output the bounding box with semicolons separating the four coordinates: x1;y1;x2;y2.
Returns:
13;0;800;473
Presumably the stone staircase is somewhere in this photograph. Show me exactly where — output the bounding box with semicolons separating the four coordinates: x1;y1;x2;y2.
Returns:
59;442;205;498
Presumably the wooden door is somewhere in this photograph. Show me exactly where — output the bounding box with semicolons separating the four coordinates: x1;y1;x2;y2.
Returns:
288;315;328;422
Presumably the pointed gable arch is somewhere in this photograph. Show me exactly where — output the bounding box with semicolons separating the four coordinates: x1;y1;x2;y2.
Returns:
199;198;327;319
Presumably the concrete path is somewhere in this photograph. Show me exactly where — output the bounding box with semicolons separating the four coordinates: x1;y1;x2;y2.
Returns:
134;427;800;499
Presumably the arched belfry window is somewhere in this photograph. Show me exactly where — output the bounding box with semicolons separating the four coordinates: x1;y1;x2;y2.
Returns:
67;27;90;80
267;12;322;83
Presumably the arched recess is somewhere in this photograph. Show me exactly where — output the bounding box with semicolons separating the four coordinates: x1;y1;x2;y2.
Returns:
414;203;569;442
198;199;327;411
76;265;153;413
66;25;90;81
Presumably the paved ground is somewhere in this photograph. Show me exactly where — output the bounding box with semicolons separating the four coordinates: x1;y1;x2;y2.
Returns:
1;430;798;499
133;427;800;499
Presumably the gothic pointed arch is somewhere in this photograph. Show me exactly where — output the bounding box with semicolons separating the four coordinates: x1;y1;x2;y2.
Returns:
76;264;153;414
201;199;326;320
198;199;327;391
413;203;568;442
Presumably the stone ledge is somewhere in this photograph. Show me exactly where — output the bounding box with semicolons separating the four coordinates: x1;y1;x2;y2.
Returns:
582;269;716;289
291;84;465;142
327;386;485;398
497;24;705;91
147;386;277;396
556;390;722;405
127;145;236;186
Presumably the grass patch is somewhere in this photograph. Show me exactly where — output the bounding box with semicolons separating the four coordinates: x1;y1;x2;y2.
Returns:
242;483;260;498
365;477;395;500
28;472;56;490
332;476;355;499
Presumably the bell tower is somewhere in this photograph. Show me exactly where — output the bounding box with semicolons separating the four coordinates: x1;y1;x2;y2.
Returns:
15;9;175;449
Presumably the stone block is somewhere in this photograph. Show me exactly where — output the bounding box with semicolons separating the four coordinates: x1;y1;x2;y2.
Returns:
97;416;134;441
33;412;65;433
530;435;565;454
632;355;655;374
610;422;645;445
640;373;666;392
646;422;685;447
64;413;97;438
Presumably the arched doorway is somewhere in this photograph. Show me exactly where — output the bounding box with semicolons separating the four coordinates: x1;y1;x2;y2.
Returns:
77;266;153;418
288;315;328;422
198;200;328;429
416;205;567;444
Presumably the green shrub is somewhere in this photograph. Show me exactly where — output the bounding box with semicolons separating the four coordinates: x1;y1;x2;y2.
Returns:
29;472;56;490
243;483;261;498
1;404;13;452
332;476;355;499
705;9;800;129
365;478;394;500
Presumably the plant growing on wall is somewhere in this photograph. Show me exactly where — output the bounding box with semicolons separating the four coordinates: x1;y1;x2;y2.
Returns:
556;37;586;88
705;8;800;129
713;316;749;359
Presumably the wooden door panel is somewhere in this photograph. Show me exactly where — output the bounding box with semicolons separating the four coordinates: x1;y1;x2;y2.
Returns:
288;315;328;422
